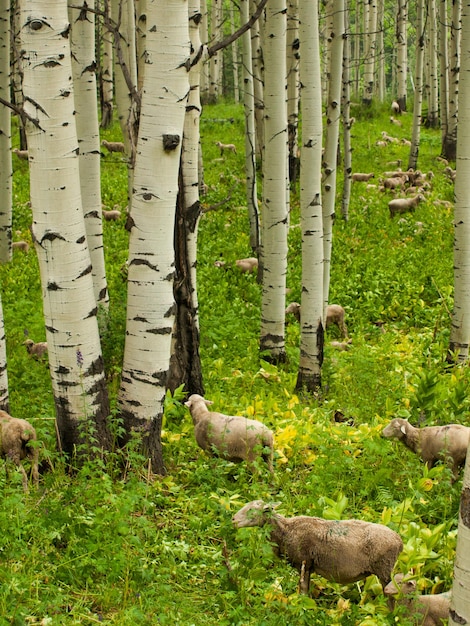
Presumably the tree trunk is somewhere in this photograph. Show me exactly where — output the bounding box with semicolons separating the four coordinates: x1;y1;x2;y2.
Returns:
445;0;461;161
439;0;450;153
295;0;324;394
287;0;300;183
396;0;408;111
426;0;439;128
0;0;12;263
362;0;377;105
19;0;111;456
259;0;288;364
450;450;470;624
341;5;352;221
100;0;114;129
408;0;426;170
0;292;8;411
118;0;189;474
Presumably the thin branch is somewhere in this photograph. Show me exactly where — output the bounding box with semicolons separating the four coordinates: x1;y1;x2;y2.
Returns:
207;0;269;58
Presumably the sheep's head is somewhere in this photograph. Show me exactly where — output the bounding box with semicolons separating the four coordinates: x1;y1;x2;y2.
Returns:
184;394;213;410
232;500;280;528
384;573;417;597
382;418;409;440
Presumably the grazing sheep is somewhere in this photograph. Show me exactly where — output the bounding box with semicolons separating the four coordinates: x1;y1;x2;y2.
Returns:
101;139;125;153
0;410;39;492
376;140;388;148
401;138;412;146
384;573;450;626
12;148;29;160
444;166;456;182
388;194;425;218
235;257;258;273
12;241;29;253
391;100;401;115
382;417;470;481
184;394;274;472
330;339;352;351
351;172;375;182
24;339;48;359
285;303;348;338
390;116;403;127
381;131;399;144
383;177;406;190
215;141;237;155
232;500;403;595
102;209;122;221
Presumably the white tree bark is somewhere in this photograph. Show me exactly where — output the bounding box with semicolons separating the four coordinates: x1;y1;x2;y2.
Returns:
450;452;470;623
408;0;425;170
118;0;189;473
251;0;264;160
70;2;109;311
241;0;260;253
0;292;8;411
426;0;439;127
296;0;323;393
396;0;408;111
341;6;352;221
0;0;12;263
208;0;222;102
447;0;461;160
362;0;377;104
287;0;300;183
19;0;110;454
100;0;114;128
259;0;288;363
439;0;450;150
322;0;344;307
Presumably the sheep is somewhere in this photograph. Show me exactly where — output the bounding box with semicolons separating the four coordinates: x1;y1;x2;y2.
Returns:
12;148;29;160
235;257;258;273
444;166;456;182
101;139;125;153
285;303;348;338
102;209;122;221
390;116;403;127
215;141;237;155
381;131;399;144
384;573;450;626
382;417;470;481
0;410;39;492
391;100;401;115
12;241;29;253
330;339;352;351
401;138;412;146
184;394;274;472
232;500;403;595
351;172;375;182
24;339;48;359
376;140;388;148
388;194;425;218
382;177;406;190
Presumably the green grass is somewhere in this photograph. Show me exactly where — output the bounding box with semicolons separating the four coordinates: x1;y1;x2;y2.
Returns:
0;102;464;624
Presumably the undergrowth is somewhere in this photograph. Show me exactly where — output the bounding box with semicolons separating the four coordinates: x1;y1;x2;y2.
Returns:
0;100;464;624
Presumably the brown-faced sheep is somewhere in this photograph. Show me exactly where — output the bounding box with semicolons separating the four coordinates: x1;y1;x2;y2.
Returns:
24;339;48;359
391;101;401;115
102;209;122;221
382;417;470;481
388;194;425;218
101;139;125;153
184;395;274;472
215;141;237;155
12;241;29;253
382;177;406;190
0;410;39;491
390;116;403;126
351;172;375;182
232;500;403;595
384;573;450;626
13;148;29;160
235;257;258;273
285;303;348;338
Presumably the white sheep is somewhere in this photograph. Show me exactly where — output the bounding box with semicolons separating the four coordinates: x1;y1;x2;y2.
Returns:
102;209;122;221
382;417;470;481
0;410;39;491
391;101;401;115
285;303;348;338
184;394;274;472
388;194;424;218
215;141;237;155
232;500;403;595
101;139;125;153
235;257;258;273
12;241;29;253
12;148;29;160
382;177;406;190
384;573;450;625
390;116;403;127
351;172;375;182
24;339;48;359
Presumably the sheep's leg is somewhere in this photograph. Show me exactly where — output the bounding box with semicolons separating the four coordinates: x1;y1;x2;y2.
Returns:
340;322;348;339
18;464;29;492
299;561;311;594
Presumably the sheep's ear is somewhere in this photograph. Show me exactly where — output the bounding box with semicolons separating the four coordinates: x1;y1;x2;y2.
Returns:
265;502;281;512
400;425;407;434
184;400;191;408
204;399;214;406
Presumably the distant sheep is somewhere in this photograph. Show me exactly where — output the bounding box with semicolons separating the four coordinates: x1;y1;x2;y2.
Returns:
232;500;403;594
330;339;352;351
384;573;450;626
24;339;48;359
382;177;406;190
381;131;399;144
388;194;424;218
215;141;237;155
235;257;258;273
12;241;29;253
102;209;122;221
0;410;39;492
382;417;470;481
101;139;125;153
351;172;375;182
12;148;29;160
390;116;403;127
184;394;274;472
391;101;401;115
285;303;348;338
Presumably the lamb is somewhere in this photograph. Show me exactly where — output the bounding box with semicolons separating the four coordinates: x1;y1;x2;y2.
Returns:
0;410;39;491
12;241;29;253
102;209;122;221
24;339;48;359
382;177;406;190
101;139;125;153
390;116;403;126
391;100;401;115
215;141;237;155
330;339;352;351
381;131;399;144
388;194;425;218
12;148;29;160
382;417;470;481
235;257;258;273
285;302;348;338
184;394;274;472
351;172;375;182
384;573;450;625
232;500;403;595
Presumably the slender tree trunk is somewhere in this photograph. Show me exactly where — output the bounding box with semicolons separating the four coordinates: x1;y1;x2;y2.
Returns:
342;6;352;221
450;446;470;622
251;0;264;161
20;0;111;455
0;0;12;263
118;0;189;474
439;0;450;152
70;2;109;312
208;0;222;102
199;0;210;102
295;0;324;393
376;0;385;101
287;0;300;183
362;0;377;105
259;0;288;364
100;0;114;129
408;0;426;170
446;0;461;160
136;0;147;92
0;292;8;411
230;4;240;102
427;0;439;127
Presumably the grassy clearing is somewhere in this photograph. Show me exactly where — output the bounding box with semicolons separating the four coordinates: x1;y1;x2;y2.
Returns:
0;102;464;625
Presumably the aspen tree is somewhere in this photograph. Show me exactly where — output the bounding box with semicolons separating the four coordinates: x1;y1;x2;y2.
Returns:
439;0;450;152
0;294;7;411
341;6;352;221
0;0;12;263
408;0;426;170
396;0;408;111
446;0;461;160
